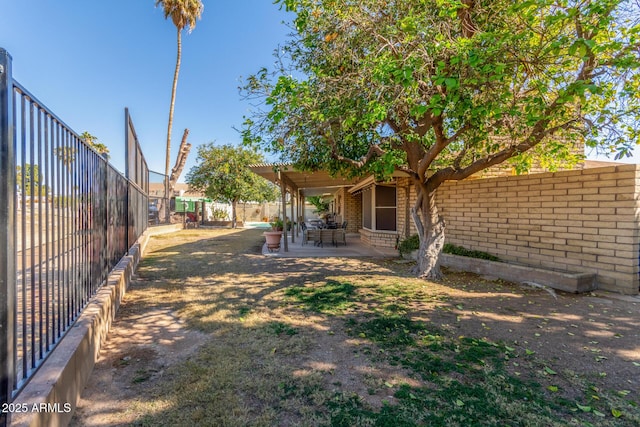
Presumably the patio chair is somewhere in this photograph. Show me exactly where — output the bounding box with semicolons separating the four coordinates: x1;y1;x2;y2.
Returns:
333;228;346;246
306;228;321;246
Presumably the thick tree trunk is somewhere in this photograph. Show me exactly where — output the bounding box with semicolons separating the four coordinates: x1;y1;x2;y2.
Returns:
411;188;446;280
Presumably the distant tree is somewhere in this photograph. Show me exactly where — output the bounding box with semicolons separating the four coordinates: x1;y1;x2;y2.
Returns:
16;164;47;197
155;0;203;187
242;0;640;279
54;146;76;168
81;131;110;159
186;144;279;228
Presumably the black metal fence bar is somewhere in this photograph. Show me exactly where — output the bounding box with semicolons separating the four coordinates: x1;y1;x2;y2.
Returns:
0;48;149;425
0;48;16;427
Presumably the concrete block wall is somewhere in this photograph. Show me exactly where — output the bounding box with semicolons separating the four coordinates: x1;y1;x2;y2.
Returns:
436;164;640;295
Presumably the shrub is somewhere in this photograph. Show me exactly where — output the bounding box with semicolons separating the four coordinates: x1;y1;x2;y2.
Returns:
443;243;501;262
270;218;284;231
398;234;420;256
212;208;229;220
398;236;501;262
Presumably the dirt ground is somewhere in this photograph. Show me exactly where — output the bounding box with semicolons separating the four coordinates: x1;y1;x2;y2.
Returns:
70;228;640;426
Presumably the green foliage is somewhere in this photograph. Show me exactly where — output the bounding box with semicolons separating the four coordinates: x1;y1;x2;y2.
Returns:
396;236;503;260
186;143;278;205
337;314;563;426
16;164;48;197
80;131;109;156
244;0;639;278
211;208;229;220
397;234;420;256
243;0;639;185
306;195;330;214
269;217;284;230
54;146;76;166
284;280;356;314
266;321;298;336
353;316;427;348
443;243;501;262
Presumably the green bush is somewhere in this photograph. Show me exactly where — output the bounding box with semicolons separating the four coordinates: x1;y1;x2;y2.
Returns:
398;234;420;256
270;218;284;231
443;243;501;262
212;208;229;220
398;236;501;262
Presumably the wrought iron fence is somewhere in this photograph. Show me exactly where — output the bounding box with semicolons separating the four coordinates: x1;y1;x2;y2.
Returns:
0;48;149;425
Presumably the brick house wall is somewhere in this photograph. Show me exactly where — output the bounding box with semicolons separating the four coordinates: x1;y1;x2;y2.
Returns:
334;187;361;234
435;164;640;294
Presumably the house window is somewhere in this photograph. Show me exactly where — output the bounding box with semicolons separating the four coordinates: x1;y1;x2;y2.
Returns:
375;186;396;231
362;188;372;229
361;185;396;232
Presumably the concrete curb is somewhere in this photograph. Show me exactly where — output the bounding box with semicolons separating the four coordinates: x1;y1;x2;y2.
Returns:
441;253;597;294
9;224;181;427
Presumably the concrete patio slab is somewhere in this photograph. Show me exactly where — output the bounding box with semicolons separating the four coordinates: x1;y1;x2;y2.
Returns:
260;232;398;258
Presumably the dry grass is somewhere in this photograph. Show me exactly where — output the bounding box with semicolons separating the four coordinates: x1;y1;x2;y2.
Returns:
71;228;640;427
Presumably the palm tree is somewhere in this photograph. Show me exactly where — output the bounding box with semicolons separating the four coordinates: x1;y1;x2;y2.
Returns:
81;131;110;160
155;0;203;185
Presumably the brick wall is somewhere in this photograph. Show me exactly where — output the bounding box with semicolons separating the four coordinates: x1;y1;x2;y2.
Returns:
435;164;640;295
396;178;412;240
360;228;398;248
341;188;361;234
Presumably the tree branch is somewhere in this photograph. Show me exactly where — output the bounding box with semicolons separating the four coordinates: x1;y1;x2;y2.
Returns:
417;117;449;178
322;120;385;167
457;0;478;38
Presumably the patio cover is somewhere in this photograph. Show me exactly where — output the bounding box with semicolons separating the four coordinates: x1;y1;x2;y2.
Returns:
248;163;360;252
248;163;360;196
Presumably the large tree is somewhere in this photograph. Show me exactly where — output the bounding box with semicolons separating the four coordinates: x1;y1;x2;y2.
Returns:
155;0;203;188
242;0;640;279
186;144;279;228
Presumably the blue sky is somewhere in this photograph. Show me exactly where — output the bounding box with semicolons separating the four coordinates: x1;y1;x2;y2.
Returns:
0;0;637;181
0;0;291;178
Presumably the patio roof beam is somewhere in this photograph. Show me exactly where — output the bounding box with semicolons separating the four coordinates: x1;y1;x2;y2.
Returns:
276;170;298;194
248;163;360;193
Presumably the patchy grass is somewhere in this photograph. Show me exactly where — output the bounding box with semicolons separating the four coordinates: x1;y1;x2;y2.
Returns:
73;228;640;427
285;280;357;314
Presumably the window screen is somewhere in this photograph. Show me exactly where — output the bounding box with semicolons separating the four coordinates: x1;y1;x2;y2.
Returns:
375;186;396;231
362;189;372;229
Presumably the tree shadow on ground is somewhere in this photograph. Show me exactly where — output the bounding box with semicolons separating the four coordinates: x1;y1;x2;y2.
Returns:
71;228;640;427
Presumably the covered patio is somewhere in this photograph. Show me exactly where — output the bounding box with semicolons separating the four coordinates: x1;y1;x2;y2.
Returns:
249;163;362;253
259;231;399;258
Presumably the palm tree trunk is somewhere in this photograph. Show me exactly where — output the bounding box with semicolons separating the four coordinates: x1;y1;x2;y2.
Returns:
161;28;182;222
166;28;182;178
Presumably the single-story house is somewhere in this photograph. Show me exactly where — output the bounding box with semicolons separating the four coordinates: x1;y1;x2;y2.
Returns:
249;161;640;295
